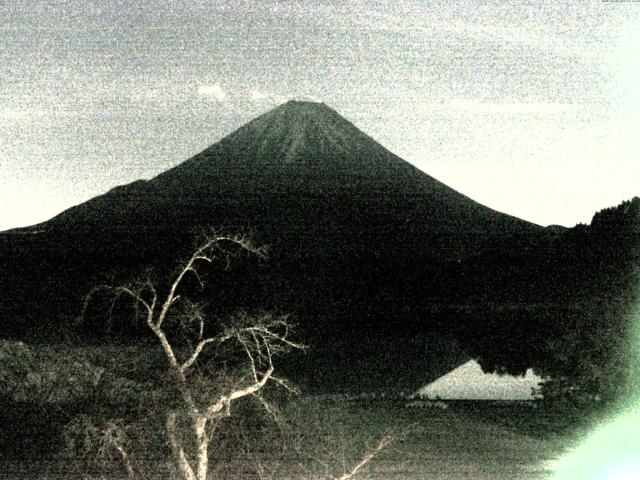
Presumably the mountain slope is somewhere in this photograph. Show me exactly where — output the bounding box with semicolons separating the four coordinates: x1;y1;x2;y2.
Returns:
41;101;526;228
38;101;540;255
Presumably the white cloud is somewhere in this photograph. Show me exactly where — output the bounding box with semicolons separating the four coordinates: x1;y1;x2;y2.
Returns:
249;89;268;101
197;84;226;102
0;107;48;121
247;89;290;105
143;89;161;99
448;100;579;114
418;100;580;115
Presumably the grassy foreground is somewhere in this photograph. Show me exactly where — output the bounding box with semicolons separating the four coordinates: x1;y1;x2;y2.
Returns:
0;395;573;479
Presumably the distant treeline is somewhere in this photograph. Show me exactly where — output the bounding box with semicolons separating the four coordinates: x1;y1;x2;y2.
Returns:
467;197;639;403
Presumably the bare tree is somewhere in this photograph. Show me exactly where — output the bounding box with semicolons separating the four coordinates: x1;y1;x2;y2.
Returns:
77;234;393;480
64;416;136;480
269;396;397;480
240;420;393;480
82;234;304;480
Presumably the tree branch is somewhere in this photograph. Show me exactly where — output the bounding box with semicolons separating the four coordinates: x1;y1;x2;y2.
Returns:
180;338;217;373
205;365;275;419
333;434;393;480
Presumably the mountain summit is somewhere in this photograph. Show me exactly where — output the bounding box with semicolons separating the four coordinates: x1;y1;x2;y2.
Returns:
193;100;399;167
154;99;438;197
212;100;367;165
201;99;428;181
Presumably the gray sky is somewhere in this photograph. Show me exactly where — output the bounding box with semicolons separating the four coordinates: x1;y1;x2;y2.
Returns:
1;0;639;230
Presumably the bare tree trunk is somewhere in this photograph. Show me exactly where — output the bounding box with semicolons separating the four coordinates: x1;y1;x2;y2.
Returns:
114;442;136;480
195;415;209;480
167;413;197;480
